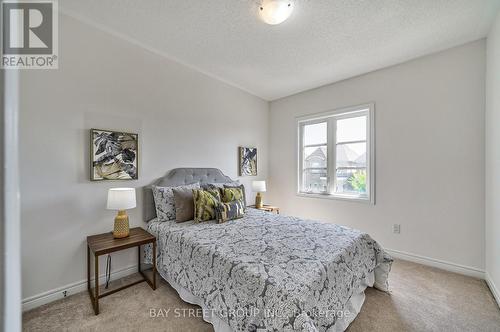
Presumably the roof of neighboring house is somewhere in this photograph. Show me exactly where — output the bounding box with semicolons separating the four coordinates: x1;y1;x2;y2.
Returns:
306;147;326;161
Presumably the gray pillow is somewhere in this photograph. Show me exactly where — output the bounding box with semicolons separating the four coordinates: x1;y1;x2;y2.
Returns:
173;187;196;222
152;183;199;221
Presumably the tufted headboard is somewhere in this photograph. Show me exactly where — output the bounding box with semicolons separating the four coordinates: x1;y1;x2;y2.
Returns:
143;168;235;222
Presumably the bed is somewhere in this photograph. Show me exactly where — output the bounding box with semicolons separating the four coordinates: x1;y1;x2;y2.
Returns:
144;168;392;332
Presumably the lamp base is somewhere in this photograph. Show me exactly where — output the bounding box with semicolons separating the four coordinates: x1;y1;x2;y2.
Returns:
113;210;130;239
255;192;263;209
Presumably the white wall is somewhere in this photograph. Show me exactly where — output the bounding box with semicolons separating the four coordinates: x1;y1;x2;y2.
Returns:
269;41;486;272
2;69;22;329
19;14;268;303
486;12;500;302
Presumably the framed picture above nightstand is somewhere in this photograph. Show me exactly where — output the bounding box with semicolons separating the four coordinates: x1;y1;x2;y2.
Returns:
239;147;257;176
90;129;138;181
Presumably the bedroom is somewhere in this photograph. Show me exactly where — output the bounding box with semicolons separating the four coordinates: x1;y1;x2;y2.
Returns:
1;0;500;331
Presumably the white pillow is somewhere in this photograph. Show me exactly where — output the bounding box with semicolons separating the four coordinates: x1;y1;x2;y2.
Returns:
152;183;200;221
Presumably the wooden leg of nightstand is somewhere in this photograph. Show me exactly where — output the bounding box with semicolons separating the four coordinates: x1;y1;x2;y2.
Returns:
138;242;157;291
152;241;157;290
94;254;99;315
138;244;141;273
87;246;90;292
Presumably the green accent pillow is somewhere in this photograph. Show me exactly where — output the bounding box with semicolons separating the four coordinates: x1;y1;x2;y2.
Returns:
224;184;246;211
222;187;244;203
193;189;221;222
215;200;245;223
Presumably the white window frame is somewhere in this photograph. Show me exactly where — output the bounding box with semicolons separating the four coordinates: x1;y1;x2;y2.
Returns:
296;103;375;204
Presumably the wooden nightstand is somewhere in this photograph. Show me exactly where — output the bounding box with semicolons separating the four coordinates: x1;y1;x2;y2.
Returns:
248;204;280;214
87;227;156;315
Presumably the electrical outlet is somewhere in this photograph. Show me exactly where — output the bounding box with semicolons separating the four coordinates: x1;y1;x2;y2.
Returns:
393;224;401;234
62;290;67;297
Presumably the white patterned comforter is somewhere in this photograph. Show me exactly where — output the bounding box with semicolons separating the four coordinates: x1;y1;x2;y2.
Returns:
145;209;392;332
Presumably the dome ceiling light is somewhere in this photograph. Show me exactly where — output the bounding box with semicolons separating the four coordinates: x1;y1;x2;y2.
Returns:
259;0;294;25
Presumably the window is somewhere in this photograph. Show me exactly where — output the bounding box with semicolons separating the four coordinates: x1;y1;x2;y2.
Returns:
297;104;374;203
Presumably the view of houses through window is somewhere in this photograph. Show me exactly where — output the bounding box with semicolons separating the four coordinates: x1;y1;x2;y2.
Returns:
303;122;328;193
299;106;372;201
335;115;367;196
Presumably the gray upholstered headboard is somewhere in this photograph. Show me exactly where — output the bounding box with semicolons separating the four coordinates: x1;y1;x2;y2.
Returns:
143;168;235;222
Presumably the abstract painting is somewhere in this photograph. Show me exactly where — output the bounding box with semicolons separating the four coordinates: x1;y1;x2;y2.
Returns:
90;129;138;180
239;147;257;176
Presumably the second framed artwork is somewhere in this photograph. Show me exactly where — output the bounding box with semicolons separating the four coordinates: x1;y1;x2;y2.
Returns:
239;147;257;176
90;129;138;181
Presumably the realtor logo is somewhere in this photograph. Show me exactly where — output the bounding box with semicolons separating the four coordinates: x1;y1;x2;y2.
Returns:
1;0;58;69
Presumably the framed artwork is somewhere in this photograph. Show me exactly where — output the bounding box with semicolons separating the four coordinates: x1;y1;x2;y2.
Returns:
239;147;257;176
90;129;138;181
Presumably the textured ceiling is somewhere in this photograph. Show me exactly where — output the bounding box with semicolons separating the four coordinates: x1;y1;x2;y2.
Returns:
60;0;500;100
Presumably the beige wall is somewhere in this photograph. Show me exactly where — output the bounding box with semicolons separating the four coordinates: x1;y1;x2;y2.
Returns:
486;11;500;301
269;40;486;271
19;14;268;301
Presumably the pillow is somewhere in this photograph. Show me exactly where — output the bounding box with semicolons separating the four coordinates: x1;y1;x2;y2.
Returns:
223;184;246;207
222;186;246;207
172;187;197;222
152;183;200;221
215;200;245;223
201;182;240;191
193;189;221;222
200;182;243;204
200;183;223;191
222;187;243;202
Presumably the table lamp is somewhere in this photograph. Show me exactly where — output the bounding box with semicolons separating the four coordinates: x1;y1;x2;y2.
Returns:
107;188;136;239
252;180;267;208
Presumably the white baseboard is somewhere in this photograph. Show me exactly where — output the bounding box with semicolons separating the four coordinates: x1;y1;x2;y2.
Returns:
485;273;500;308
22;264;137;312
386;248;485;279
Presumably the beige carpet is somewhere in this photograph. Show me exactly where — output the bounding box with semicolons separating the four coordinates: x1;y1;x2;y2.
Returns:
23;259;500;332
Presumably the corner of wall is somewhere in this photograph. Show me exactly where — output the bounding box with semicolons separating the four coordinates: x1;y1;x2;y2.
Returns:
485;9;500;307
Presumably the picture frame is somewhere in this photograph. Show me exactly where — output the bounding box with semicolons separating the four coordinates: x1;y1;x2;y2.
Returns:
90;129;138;181
239;146;257;176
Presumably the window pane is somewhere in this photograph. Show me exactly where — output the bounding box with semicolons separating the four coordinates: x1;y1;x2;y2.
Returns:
335;141;367;196
337;115;366;143
335;169;367;195
303;169;328;193
303;122;327;145
336;142;366;168
302;145;327;193
304;146;327;168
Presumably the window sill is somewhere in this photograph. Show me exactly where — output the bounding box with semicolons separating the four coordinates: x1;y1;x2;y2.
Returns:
296;192;373;204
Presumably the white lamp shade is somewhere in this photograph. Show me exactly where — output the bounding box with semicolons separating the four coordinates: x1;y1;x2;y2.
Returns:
252;180;267;192
107;188;136;210
259;0;293;25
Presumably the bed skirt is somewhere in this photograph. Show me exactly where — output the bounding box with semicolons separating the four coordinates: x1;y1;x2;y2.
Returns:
158;267;377;332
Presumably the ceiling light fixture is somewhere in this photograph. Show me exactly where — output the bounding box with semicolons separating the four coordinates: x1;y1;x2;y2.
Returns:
259;0;294;25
